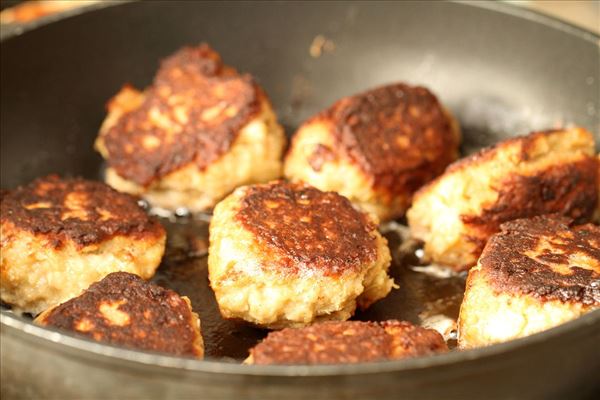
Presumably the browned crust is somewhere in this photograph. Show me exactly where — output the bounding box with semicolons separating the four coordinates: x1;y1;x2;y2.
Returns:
36;272;203;357
480;215;600;305
0;175;164;248
444;129;561;174
248;320;447;365
301;83;459;199
236;181;378;277
100;44;262;186
461;157;598;262
417;128;595;196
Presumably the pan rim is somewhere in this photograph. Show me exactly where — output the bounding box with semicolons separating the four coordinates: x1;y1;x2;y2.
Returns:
1;0;599;377
2;308;600;376
0;0;598;43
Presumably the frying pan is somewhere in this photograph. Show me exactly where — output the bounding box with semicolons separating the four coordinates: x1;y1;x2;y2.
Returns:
1;1;599;399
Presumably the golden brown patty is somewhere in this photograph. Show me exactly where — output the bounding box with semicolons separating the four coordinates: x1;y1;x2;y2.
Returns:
36;272;203;357
95;44;286;212
284;82;460;221
0;175;163;248
246;320;447;365
458;215;600;348
98;44;262;187
0;175;165;315
407;127;598;271
236;181;378;276
208;181;393;328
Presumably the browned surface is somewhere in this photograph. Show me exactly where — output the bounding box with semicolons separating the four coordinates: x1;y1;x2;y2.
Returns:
306;83;459;198
0;175;164;248
444;129;588;175
236;181;377;277
36;272;203;357
101;44;262;186
248;320;447;365
480;216;600;305
461;156;598;260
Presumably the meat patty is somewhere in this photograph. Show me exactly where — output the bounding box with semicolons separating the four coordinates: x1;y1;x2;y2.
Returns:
407;127;598;271
457;215;600;349
208;181;394;329
0;175;165;315
284;82;460;221
95;44;286;212
35;272;203;357
246;320;447;365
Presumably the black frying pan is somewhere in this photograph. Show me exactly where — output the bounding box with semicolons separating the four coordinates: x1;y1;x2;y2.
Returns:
1;1;599;399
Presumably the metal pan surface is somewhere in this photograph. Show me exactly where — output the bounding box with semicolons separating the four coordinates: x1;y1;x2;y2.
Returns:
1;1;599;399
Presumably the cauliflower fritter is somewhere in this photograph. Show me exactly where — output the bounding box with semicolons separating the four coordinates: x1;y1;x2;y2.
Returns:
36;272;203;357
0;176;165;315
407;128;598;271
246;320;447;365
458;216;600;349
208;181;393;329
284;83;460;221
95;44;286;212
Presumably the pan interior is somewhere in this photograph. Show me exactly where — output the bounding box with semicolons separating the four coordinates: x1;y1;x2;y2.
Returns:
0;0;598;365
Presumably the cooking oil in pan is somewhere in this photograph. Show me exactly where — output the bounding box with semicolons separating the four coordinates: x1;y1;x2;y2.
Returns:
0;206;466;358
151;213;466;359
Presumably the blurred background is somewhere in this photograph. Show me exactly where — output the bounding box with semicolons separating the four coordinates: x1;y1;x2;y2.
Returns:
0;0;599;34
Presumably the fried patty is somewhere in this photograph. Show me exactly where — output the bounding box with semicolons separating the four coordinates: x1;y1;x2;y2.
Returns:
0;176;165;315
284;83;460;221
35;272;203;357
95;44;286;212
208;181;394;329
245;320;447;365
407;127;598;271
458;215;600;349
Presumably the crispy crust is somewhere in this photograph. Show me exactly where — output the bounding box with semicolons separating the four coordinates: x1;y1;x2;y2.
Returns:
98;44;262;186
300;83;459;198
408;127;598;270
236;181;378;277
36;272;203;357
460;157;598;258
0;175;164;248
246;320;447;365
480;216;600;305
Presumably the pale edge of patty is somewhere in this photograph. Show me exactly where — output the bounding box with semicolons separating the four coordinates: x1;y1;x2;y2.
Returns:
0;223;165;315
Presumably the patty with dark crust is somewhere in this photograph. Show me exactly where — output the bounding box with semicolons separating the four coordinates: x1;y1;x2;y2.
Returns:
95;44;286;212
0;176;166;315
407;127;598;271
246;320;447;365
36;272;203;357
285;82;460;221
208;181;393;329
458;215;600;349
